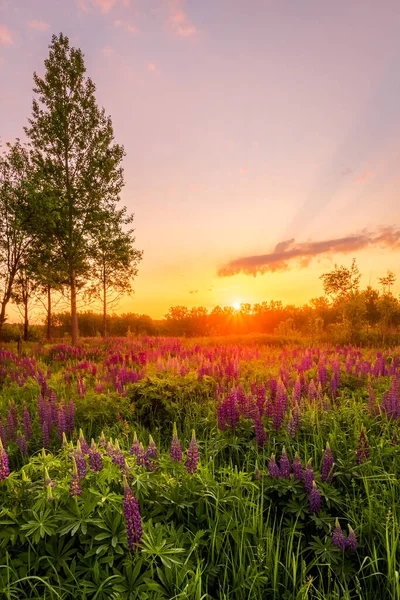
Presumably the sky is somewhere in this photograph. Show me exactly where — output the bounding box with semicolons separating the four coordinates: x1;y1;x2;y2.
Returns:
1;0;400;319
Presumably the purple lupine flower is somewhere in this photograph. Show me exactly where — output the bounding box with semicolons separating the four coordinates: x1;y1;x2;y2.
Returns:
332;520;346;551
69;457;82;497
6;402;18;441
66;399;75;435
0;439;10;480
185;430;199;474
44;466;55;488
78;429;89;455
16;434;28;457
321;442;334;483
279;447;291;479
356;426;369;464
293;377;301;405
254;409;267;447
134;443;146;467
88;439;103;472
22;404;32;440
309;481;321;514
170;423;183;462
58;400;67;441
346;526;358;552
98;431;107;448
303;460;314;493
129;432;140;456
145;435;159;471
41;419;50;448
74;441;87;479
38;394;45;425
123;476;142;551
112;440;126;468
0;418;6;447
268;454;280;479
292;453;303;481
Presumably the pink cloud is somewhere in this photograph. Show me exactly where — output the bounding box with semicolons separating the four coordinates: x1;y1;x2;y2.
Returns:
114;19;137;33
79;0;129;13
147;62;157;72
167;0;197;39
28;20;50;31
0;24;12;46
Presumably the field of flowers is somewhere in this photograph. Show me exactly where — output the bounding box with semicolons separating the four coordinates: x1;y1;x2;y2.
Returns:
0;336;399;599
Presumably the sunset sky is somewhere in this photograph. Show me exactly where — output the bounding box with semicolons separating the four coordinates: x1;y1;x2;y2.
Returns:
1;0;400;319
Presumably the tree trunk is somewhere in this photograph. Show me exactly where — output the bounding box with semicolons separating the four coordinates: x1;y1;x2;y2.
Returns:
23;298;29;341
102;262;107;338
0;302;7;340
71;273;79;345
46;285;52;341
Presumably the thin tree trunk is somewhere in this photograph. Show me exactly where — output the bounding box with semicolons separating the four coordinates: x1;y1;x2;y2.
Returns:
23;298;29;341
71;273;78;345
0;302;7;340
102;262;107;338
46;285;52;341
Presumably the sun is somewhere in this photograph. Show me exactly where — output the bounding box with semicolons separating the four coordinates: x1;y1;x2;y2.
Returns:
232;301;241;311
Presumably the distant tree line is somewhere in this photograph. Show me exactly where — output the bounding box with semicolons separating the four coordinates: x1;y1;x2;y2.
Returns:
0;33;142;344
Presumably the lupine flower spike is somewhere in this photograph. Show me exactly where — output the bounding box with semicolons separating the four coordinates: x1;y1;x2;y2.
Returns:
346;526;358;552
185;430;199;474
78;429;89;455
303;460;315;493
268;454;280;479
292;453;303;481
356;425;369;465
309;481;321;514
88;439;103;472
44;466;55;488
170;423;182;462
332;519;346;550
70;457;82;497
321;442;334;483
129;431;140;456
279;447;291;479
123;476;142;551
46;483;55;503
0;439;10;481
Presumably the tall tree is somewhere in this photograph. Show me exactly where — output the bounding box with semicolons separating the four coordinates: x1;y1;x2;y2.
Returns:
0;141;34;340
25;33;125;345
320;258;361;299
378;270;396;294
85;209;142;337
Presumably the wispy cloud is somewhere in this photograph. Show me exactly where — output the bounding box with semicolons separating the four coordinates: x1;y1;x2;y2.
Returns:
114;19;137;33
0;24;12;45
218;227;400;277
79;0;129;14
28;20;50;31
167;0;196;38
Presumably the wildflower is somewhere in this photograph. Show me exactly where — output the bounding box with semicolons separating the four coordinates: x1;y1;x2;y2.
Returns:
112;440;126;468
88;439;103;472
254;409;267;447
16;435;28;457
185;430;199;475
0;439;10;481
6;402;18;442
309;481;321;514
0;418;6;447
58;400;67;441
346;526;358;552
23;404;32;440
356;425;369;465
321;442;334;483
99;431;107;448
303;460;314;493
145;435;159;471
332;519;347;551
78;429;89;455
41;420;50;448
69;457;82;497
292;453;303;481
123;476;142;551
170;423;182;462
66;399;75;435
268;454;280;479
279;447;291;479
44;466;55;488
74;441;87;479
46;483;55;503
61;432;68;449
129;431;140;456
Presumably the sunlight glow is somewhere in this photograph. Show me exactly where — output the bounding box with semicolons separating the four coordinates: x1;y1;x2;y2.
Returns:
232;302;241;311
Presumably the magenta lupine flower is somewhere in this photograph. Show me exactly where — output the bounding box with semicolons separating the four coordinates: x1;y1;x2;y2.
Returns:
145;435;159;471
78;429;89;455
123;477;142;551
303;460;315;492
58;400;67;441
66;399;75;435
129;432;140;456
309;481;321;514
88;439;103;472
70;458;82;497
279;447;291;479
0;439;10;481
112;440;126;468
135;443;146;467
346;526;358;552
268;454;280;479
293;377;301;405
74;442;87;479
170;423;183;462
217;401;227;430
185;430;199;475
41;420;50;448
22;404;32;440
16;434;28;457
6;402;18;442
321;442;334;483
38;394;45;425
356;426;369;464
0;418;6;447
332;520;347;550
292;453;303;481
254;410;267;447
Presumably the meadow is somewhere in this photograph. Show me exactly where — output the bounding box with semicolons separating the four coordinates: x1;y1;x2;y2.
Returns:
0;336;399;600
